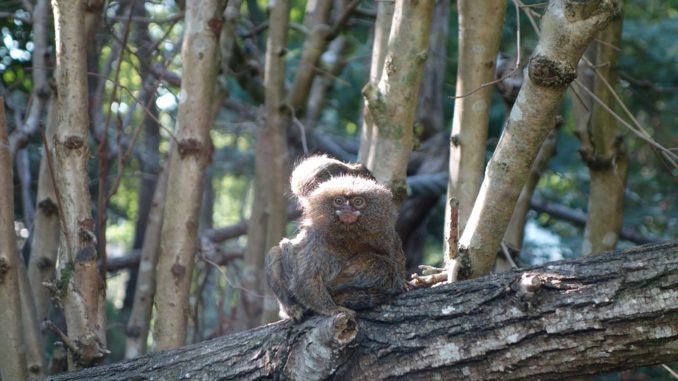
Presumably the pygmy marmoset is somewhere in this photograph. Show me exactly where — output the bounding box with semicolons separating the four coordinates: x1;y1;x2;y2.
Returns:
266;156;406;321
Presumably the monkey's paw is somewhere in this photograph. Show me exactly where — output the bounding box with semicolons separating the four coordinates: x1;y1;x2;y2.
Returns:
409;263;459;288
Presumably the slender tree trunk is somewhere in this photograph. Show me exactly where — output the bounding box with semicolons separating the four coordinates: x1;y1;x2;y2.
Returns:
122;0;163;311
414;0;449;140
458;0;621;279
496;60;559;265
154;0;223;350
125;165;168;358
17;257;45;379
0;98;28;381
361;0;436;202
305;37;348;130
288;0;333;113
445;0;507;246
399;0;450;266
358;0;394;163
27;43;60;358
239;0;290;329
220;0;244;77
20;7;53;344
51;0;108;367
576;2;628;256
42;241;678;381
16;149;35;228
503;129;557;252
7;0;50;158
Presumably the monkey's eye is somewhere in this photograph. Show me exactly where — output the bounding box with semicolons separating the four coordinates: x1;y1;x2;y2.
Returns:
352;196;366;208
333;197;345;207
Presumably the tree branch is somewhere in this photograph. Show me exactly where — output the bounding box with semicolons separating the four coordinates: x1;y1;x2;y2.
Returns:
45;241;678;380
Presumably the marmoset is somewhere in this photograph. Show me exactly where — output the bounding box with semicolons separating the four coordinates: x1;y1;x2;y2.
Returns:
266;167;406;321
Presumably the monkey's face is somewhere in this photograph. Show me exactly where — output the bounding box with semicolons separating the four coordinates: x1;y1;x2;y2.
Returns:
332;195;366;224
303;175;396;234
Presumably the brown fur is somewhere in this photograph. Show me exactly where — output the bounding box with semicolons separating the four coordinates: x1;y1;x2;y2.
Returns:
266;174;406;321
289;154;375;208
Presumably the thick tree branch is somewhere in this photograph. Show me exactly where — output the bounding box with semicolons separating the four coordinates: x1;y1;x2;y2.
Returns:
45;241;678;380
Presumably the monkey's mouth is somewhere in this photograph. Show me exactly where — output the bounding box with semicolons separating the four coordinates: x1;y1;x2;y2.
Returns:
336;210;360;224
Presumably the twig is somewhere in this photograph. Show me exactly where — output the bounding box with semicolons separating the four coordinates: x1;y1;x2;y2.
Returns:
661;364;678;380
500;242;518;268
328;0;361;39
445;198;459;263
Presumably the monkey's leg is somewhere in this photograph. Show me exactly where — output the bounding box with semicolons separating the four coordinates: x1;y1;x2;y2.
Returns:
265;246;305;321
290;273;356;320
328;253;406;310
333;253;405;292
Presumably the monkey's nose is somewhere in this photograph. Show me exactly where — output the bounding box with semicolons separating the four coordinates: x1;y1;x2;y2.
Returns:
336;209;360;224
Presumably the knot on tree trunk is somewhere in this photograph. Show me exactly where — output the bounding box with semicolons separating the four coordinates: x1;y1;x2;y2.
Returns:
284;313;358;380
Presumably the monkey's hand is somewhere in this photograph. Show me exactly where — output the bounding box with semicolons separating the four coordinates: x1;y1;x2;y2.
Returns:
409;261;461;288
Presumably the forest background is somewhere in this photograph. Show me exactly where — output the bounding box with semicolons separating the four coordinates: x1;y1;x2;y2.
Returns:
0;0;676;379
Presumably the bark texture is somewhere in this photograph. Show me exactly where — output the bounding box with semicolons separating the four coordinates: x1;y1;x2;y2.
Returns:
0;99;28;381
502;129;557;255
576;3;628;256
154;0;223;350
43;241;678;381
18;257;45;379
459;0;621;278
239;0;290;329
446;0;507;236
27;99;60;325
361;0;435;202
51;0;108;367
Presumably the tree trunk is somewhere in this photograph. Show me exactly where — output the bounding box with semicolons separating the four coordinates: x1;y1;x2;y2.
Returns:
123;0;163;311
414;0;449;140
28;99;60;326
239;0;290;329
358;0;393;164
575;2;628;256
502;130;556;248
154;0;223;350
360;0;435;202
43;241;678;381
0;98;28;381
458;0;621;279
16;148;35;228
397;0;450;267
125;164;168;358
288;0;333;113
304;36;348;130
446;0;507;235
51;0;108;367
7;0;50;158
219;0;244;76
17;256;45;379
499;128;557;269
